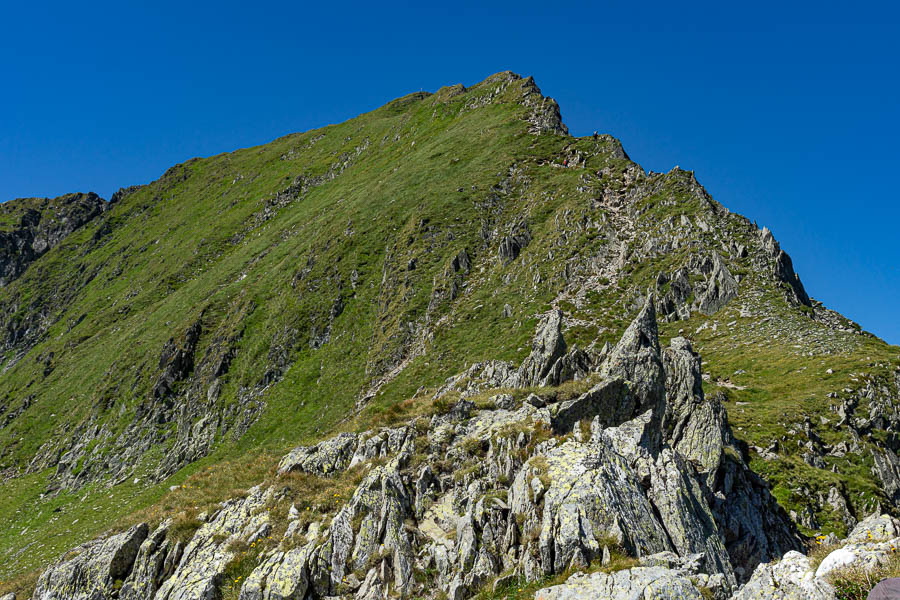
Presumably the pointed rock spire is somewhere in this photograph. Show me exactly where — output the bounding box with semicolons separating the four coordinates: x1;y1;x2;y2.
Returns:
517;309;567;387
600;295;665;419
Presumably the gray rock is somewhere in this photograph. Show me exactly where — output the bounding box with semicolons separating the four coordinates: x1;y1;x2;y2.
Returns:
0;192;105;288
239;545;311;600
277;432;359;475
694;252;739;315
731;551;834;600
517;310;567;387
534;566;705;600
846;514;900;543
647;449;735;587
532;438;671;567
32;523;148;600
873;448;900;505
550;378;634;434
600;296;666;447
120;520;181;600
154;486;272;600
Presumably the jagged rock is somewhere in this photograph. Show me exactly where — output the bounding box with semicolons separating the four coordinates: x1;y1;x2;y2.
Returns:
774;250;811;307
731;551;835;600
239;546;311;600
693;252;739;315
1;593;15;600
846;514;900;543
497;226;530;264
760;227;811;307
656;268;693;322
278;432;359;475
600;296;666;441
519;76;569;135
32;523;148;600
826;487;857;532
549;378;633;433
278;426;416;475
530;438;671;568
152;320;203;401
662;337;727;477
873;448;900;505
304;454;417;597
154;486;273;600
120;520;182;600
0;192;105;287
350;426;415;468
534;566;706;600
517;310;567;387
647;449;736;587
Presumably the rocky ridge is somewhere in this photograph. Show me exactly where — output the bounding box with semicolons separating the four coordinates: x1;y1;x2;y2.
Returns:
27;299;815;600
0;72;898;596
0;192;106;288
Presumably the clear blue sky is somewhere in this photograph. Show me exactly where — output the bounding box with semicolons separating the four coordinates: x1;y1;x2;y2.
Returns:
1;1;898;344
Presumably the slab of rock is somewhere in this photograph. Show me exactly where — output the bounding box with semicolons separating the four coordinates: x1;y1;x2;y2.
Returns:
600;297;666;430
32;523;148;600
814;536;900;579
532;438;672;567
120;520;182;600
534;566;705;600
239;545;312;600
517;309;567;387
277;432;359;475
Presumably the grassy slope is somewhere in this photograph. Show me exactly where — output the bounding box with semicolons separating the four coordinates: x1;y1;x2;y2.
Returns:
0;75;570;581
0;73;897;592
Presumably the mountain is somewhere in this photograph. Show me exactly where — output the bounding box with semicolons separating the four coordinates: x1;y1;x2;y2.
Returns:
0;72;898;600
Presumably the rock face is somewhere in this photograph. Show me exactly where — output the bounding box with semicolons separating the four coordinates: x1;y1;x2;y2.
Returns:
0;193;105;287
26;298;809;600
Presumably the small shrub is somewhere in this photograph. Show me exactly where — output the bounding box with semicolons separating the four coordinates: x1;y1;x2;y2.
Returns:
461;436;488;457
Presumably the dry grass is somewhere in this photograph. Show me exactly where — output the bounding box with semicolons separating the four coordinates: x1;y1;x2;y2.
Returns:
473;541;637;600
117;452;280;535
808;539;843;570
827;551;900;600
0;568;40;598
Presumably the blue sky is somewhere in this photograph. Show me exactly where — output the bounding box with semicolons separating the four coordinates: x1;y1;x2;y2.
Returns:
1;1;898;343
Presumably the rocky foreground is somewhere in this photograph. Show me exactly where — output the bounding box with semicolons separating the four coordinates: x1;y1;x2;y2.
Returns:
16;297;897;600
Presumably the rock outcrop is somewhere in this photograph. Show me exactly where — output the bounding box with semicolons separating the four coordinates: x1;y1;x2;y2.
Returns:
0;193;105;287
26;299;809;600
32;524;148;600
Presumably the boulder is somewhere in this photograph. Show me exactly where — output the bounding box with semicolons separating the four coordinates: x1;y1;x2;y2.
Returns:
847;514;900;543
32;523;148;600
732;551;835;600
277;432;359;475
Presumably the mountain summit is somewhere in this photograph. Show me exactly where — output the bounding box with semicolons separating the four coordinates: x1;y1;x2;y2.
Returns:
1;72;898;600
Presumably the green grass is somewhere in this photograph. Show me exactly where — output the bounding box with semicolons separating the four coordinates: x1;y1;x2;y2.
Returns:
0;70;897;587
